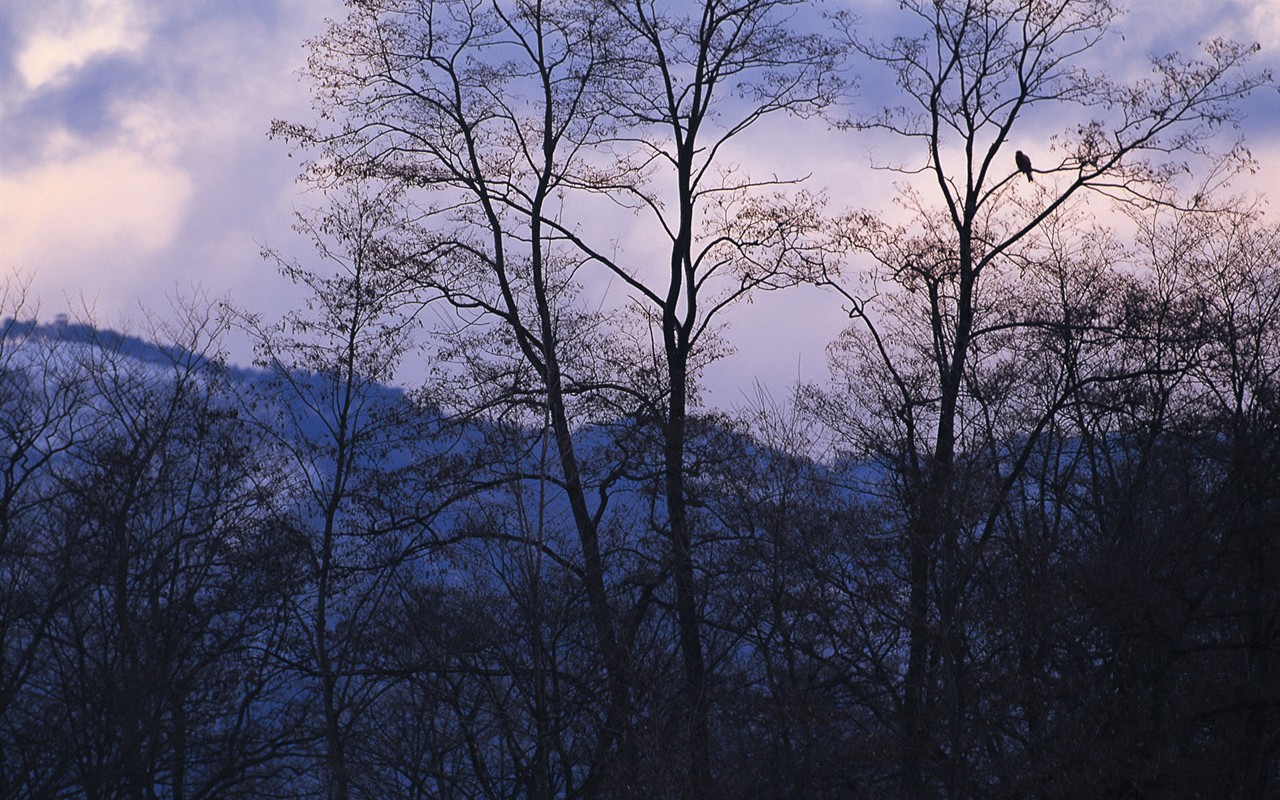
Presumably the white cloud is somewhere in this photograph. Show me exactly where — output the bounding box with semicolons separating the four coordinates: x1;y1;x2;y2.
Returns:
0;99;193;297
1245;1;1280;49
16;0;153;90
1;146;191;258
0;0;342;322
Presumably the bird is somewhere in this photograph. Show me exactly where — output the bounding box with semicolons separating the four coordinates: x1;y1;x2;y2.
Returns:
1015;150;1033;182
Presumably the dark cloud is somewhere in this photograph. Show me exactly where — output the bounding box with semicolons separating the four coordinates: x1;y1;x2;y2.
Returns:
14;56;154;151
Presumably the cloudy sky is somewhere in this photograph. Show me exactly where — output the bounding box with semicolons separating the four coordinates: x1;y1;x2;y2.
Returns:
2;0;1277;405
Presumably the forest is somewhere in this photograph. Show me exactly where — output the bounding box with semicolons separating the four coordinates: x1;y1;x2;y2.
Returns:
1;0;1277;798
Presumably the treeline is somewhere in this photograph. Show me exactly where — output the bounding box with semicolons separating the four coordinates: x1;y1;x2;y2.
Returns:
3;206;1278;798
4;0;1279;797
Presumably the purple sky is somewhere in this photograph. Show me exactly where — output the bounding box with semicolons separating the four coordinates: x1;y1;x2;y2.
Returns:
2;0;1277;407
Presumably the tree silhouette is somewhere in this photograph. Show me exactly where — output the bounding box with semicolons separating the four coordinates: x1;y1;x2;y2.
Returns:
823;0;1267;793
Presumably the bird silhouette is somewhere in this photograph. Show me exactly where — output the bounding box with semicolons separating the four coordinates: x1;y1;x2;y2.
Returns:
1015;150;1033;182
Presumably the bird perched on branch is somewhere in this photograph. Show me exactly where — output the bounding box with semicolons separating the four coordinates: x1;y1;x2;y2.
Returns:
1015;150;1033;182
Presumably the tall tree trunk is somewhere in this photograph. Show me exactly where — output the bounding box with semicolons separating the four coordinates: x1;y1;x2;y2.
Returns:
663;354;712;799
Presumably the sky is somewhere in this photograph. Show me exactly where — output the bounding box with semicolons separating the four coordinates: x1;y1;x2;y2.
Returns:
2;0;1278;408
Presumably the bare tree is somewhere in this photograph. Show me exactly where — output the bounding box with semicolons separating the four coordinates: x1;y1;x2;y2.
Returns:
578;5;843;791
233;188;458;800
1143;203;1280;798
0;301;300;798
0;285;89;744
279;1;843;794
817;0;1268;793
279;4;647;788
